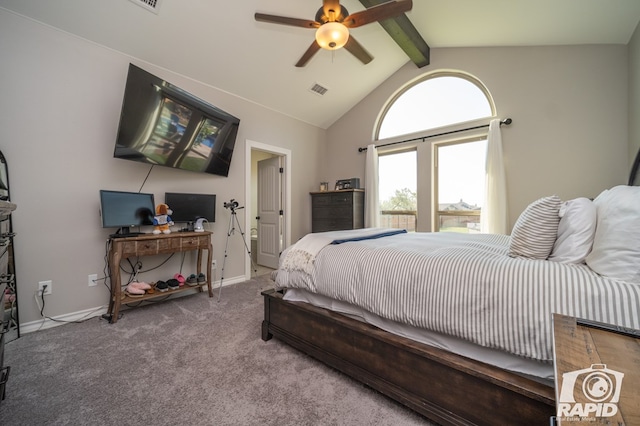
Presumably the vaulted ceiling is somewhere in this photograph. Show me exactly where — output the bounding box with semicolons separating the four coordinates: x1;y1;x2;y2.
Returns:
1;0;639;128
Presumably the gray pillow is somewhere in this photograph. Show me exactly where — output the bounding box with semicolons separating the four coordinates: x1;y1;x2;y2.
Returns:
508;195;562;259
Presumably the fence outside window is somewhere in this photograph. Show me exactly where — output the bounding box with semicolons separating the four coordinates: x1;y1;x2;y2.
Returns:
380;210;416;232
436;210;481;233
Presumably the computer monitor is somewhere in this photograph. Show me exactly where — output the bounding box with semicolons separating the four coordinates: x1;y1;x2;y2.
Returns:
164;192;216;224
99;190;155;236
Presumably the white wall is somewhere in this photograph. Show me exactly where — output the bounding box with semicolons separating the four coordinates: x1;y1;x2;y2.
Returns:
0;10;325;325
325;44;629;230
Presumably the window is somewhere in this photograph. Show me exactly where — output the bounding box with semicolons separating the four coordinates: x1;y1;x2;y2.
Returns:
434;139;487;233
376;71;494;232
378;74;492;140
379;150;417;231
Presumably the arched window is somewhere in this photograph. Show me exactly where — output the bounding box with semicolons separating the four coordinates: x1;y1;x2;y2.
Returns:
377;72;494;140
375;71;495;232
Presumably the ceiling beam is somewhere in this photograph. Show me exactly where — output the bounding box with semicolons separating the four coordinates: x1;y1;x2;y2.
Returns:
358;0;430;68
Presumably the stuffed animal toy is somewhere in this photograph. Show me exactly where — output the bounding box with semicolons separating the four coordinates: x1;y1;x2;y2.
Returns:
153;203;174;234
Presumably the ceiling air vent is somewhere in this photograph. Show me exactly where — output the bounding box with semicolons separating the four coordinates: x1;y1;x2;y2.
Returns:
309;83;328;96
129;0;162;14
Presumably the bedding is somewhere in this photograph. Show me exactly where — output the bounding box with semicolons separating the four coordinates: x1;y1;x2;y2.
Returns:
548;197;596;264
275;229;640;367
586;185;640;282
507;195;561;259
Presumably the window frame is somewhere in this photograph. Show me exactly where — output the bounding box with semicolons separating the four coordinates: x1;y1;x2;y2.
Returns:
432;135;488;232
373;69;497;232
377;147;418;231
374;70;496;142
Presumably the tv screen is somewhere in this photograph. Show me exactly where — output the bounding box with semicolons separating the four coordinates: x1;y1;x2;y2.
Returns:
99;190;155;236
113;64;240;177
165;192;216;223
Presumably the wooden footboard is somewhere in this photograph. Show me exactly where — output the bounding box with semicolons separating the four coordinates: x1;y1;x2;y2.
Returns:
261;289;555;426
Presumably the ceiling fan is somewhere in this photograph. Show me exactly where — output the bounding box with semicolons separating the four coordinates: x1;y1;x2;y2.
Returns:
255;0;413;67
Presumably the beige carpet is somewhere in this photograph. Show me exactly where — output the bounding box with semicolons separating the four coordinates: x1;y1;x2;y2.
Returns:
0;275;434;425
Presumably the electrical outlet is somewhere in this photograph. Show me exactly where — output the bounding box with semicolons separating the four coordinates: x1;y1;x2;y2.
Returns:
212;259;217;269
88;273;98;287
38;280;52;295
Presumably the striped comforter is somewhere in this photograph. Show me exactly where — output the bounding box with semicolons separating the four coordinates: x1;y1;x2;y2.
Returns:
275;231;640;362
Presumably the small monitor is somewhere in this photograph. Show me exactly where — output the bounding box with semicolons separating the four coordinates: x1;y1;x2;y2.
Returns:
99;190;155;236
165;192;216;223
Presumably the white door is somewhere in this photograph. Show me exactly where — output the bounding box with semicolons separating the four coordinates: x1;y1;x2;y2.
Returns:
257;156;282;269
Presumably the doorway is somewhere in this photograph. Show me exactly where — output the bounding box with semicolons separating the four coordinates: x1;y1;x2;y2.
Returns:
245;140;291;279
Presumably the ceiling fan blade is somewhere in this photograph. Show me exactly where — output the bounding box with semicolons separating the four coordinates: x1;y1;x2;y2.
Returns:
295;41;322;67
343;0;412;28
255;12;320;29
344;36;373;64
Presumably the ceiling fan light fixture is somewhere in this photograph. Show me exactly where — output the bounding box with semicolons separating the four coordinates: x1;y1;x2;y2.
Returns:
315;22;349;50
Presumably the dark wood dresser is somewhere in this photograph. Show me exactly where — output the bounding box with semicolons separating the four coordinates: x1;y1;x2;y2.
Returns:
310;189;364;233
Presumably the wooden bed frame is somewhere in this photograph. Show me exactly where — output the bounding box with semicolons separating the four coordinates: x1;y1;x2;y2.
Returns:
261;289;555;426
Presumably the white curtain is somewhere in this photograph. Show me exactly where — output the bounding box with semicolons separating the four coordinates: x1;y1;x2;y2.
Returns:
364;144;380;228
481;119;508;234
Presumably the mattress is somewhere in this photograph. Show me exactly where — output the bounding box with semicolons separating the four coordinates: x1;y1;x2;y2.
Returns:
274;230;640;367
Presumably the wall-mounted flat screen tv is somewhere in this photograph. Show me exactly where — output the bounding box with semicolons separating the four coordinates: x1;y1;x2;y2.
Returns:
113;64;240;177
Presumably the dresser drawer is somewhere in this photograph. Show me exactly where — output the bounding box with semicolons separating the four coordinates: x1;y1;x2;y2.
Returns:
330;192;354;204
311;193;332;207
312;206;353;219
312;219;354;232
171;235;209;250
120;239;171;256
312;192;354;205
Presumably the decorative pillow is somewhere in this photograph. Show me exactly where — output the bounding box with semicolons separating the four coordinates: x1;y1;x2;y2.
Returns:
508;195;562;259
548;198;597;264
585;185;640;283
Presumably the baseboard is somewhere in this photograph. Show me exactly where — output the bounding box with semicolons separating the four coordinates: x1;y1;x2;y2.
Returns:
21;305;109;334
20;277;245;334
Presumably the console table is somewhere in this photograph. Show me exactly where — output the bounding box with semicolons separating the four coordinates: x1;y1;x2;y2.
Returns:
106;231;213;324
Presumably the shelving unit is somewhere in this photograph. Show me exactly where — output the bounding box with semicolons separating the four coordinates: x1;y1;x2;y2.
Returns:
118;280;210;305
0;150;17;405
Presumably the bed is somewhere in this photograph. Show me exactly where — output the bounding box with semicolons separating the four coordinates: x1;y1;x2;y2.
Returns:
261;186;640;425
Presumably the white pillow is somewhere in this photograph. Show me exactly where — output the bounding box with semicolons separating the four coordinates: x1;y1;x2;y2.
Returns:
585;185;640;283
508;195;562;259
548;198;597;264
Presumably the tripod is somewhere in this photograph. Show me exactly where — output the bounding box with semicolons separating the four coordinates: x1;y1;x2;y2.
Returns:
218;202;257;301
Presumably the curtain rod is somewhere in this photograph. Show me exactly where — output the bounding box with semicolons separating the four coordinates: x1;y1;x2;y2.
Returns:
357;118;512;153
